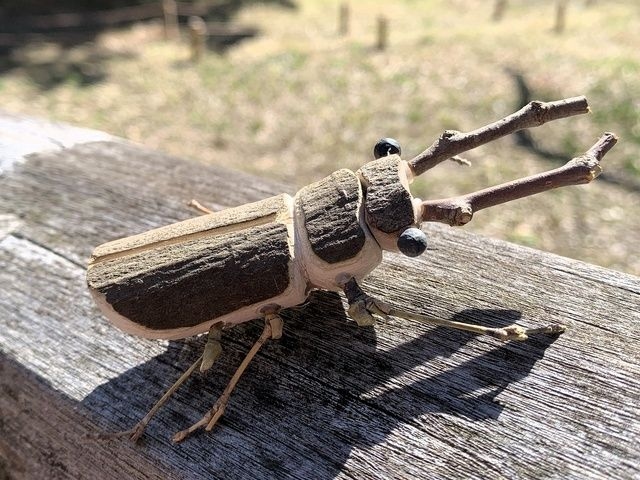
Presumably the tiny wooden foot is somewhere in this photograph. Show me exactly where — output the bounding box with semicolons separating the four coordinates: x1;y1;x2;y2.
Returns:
341;277;565;341
200;322;224;372
187;199;215;215
342;278;388;326
173;315;282;443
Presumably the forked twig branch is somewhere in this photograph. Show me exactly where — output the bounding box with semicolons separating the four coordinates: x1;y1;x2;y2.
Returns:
420;133;618;226
409;96;590;176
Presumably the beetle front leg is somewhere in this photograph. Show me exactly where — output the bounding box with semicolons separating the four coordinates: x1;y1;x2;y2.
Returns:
383;306;566;341
341;278;565;341
342;277;390;326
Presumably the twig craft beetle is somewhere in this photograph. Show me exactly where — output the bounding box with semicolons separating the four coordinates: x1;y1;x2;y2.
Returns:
86;96;617;442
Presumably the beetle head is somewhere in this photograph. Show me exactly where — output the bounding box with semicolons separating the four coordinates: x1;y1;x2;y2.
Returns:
357;146;426;256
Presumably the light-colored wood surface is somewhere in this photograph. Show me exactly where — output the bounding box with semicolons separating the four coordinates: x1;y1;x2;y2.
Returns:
1;113;638;479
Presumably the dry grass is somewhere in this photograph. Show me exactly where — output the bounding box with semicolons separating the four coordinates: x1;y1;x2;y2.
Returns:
1;0;638;274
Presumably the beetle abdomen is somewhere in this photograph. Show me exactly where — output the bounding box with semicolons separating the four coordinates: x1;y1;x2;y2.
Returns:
87;194;307;339
89;223;290;327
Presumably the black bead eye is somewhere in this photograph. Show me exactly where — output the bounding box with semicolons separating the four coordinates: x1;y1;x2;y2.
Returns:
373;138;401;159
397;227;428;257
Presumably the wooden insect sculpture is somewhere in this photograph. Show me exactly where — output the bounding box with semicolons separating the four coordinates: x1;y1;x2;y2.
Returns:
86;96;617;443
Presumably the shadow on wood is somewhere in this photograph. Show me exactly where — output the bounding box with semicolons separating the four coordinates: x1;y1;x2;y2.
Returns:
80;293;555;478
0;354;171;479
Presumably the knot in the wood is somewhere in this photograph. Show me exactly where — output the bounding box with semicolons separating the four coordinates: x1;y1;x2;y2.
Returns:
528;101;548;125
441;130;459;140
569;154;602;183
432;202;473;226
451;203;473;226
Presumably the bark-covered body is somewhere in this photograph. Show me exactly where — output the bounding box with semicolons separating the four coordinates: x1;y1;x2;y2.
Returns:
87;194;308;339
87;158;416;339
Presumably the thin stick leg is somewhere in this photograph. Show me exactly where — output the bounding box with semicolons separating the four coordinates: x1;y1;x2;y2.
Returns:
127;352;203;442
187;199;215;215
342;277;564;341
381;305;565;341
123;323;224;442
173;315;282;443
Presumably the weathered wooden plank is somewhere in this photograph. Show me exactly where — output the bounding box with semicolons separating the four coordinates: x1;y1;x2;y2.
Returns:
0;339;171;480
1;113;639;479
0;135;292;267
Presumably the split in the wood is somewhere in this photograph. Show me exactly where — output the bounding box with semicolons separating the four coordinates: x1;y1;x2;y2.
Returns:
342;278;565;341
420;133;618;226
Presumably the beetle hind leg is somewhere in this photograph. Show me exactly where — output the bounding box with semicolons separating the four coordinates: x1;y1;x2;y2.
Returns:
120;322;226;442
173;313;283;443
341;277;565;341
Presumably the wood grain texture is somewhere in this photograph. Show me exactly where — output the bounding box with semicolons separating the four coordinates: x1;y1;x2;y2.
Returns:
298;169;366;264
1;113;639;480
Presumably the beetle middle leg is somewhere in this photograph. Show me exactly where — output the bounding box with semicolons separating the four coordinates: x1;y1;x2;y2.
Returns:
173;313;283;443
342;277;565;341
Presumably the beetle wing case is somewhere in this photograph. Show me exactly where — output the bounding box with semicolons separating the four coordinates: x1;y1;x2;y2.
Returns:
87;194;308;339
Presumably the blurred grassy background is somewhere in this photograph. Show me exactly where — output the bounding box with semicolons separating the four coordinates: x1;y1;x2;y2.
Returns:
1;0;638;274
